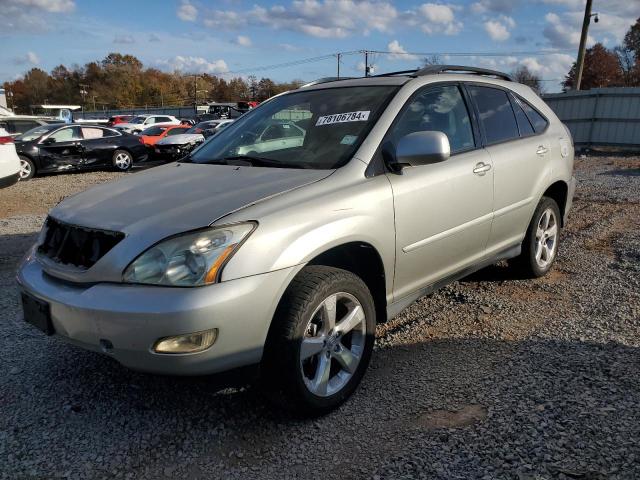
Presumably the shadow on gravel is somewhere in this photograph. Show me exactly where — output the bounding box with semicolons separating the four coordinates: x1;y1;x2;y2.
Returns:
599;168;640;177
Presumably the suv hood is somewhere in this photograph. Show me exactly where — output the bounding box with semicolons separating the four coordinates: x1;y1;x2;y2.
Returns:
50;162;333;244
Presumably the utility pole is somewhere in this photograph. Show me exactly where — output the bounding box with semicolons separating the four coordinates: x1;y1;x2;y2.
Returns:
336;52;341;78
575;0;598;90
79;84;89;113
193;75;199;112
364;50;369;77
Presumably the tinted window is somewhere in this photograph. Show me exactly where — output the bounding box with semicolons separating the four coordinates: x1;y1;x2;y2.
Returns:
390;85;475;153
469;86;519;144
12;120;40;134
142;126;167;136
510;95;534;136
518;98;548;133
156;116;172;122
167;127;190;136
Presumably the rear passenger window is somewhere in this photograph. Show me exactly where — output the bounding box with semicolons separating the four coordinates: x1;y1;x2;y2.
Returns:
510;95;534;136
468;86;519;145
518;98;548;133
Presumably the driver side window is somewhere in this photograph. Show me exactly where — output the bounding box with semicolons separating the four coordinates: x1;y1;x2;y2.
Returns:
391;85;475;154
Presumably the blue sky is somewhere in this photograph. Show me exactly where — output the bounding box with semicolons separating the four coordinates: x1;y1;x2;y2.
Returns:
1;0;637;92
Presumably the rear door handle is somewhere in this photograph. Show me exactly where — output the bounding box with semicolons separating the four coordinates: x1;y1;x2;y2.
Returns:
537;146;549;155
473;162;492;175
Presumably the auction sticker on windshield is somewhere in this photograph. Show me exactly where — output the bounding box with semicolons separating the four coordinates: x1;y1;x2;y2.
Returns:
316;111;370;126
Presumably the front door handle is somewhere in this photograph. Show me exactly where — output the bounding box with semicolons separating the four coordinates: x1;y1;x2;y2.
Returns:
473;162;492;175
537;146;549;155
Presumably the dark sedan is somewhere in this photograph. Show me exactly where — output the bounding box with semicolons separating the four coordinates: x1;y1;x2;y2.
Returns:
14;124;149;179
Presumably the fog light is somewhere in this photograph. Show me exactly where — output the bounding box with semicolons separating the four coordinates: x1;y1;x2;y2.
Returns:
153;329;218;354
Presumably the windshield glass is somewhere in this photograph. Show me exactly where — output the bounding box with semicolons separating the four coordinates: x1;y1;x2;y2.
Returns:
141;126;166;136
15;125;58;142
188;86;398;169
130;116;147;124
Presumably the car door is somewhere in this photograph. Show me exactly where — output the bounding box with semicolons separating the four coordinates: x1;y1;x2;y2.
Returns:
384;84;494;300
79;126;117;167
466;85;550;253
38;126;83;170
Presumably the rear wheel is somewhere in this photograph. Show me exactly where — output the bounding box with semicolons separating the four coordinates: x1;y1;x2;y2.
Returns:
512;197;561;277
112;149;133;171
262;266;376;416
18;156;35;180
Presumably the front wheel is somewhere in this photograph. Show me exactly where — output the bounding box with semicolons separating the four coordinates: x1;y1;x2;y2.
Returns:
112;149;133;171
262;266;376;416
512;196;561;277
19;156;35;180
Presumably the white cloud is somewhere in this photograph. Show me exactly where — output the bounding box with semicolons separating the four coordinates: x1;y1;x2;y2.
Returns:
279;43;302;52
205;1;397;38
541;0;637;49
10;0;75;12
407;3;463;36
13;51;40;65
543;12;591;49
177;1;197;22
387;40;419;61
2;0;75;32
235;35;252;47
158;56;228;74
113;34;135;44
484;16;515;41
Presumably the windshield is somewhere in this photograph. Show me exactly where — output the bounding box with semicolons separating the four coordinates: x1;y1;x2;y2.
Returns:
130;116;147;124
141;126;166;136
15;125;58;142
188;86;398;169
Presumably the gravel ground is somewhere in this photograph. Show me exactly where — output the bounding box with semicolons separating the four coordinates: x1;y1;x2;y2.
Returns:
0;157;638;480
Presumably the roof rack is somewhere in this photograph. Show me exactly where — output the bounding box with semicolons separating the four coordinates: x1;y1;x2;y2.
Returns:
415;65;513;81
301;77;355;87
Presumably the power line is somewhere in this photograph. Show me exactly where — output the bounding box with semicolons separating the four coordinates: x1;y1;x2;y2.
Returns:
222;48;574;77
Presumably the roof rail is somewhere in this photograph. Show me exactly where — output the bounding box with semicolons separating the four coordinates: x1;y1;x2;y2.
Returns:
415;65;513;81
370;69;419;77
301;77;355;87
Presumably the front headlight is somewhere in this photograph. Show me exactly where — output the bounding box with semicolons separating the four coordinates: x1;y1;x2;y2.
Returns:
123;223;256;286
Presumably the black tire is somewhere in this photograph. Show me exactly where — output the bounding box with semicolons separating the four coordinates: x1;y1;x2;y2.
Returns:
511;196;561;278
18;156;35;180
261;266;376;416
112;149;133;171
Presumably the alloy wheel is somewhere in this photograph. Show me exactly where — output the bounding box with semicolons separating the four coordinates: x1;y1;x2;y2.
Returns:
300;292;366;397
114;152;132;170
535;207;558;269
19;158;32;179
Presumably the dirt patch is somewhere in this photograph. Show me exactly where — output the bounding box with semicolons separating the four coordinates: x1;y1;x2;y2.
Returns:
416;405;488;430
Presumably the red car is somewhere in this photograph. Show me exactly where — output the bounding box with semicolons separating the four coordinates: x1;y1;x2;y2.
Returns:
107;115;134;127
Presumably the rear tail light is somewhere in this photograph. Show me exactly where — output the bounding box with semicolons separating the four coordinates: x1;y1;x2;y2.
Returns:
139;137;144;144
0;135;14;145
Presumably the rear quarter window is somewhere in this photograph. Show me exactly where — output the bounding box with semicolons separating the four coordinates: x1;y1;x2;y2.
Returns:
517;97;549;133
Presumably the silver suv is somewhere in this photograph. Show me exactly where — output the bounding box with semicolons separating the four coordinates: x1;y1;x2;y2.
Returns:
18;66;576;414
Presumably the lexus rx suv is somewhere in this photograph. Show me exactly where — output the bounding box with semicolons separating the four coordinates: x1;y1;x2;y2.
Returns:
18;66;575;415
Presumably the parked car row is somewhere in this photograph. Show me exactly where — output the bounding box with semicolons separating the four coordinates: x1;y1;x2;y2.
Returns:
13;123;148;179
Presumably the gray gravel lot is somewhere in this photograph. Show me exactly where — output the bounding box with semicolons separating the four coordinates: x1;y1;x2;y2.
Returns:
1;157;639;480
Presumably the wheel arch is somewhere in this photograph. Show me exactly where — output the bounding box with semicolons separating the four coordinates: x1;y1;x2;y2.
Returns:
542;180;568;226
304;241;388;324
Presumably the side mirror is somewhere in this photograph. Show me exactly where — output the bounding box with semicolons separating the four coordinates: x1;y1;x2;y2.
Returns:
387;131;451;170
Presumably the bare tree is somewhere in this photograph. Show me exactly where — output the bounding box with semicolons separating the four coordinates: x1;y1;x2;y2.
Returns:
511;65;544;94
422;55;442;66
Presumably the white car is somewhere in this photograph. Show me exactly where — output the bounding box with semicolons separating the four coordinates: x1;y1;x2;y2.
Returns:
236;121;305;155
115;115;181;134
0;127;21;188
